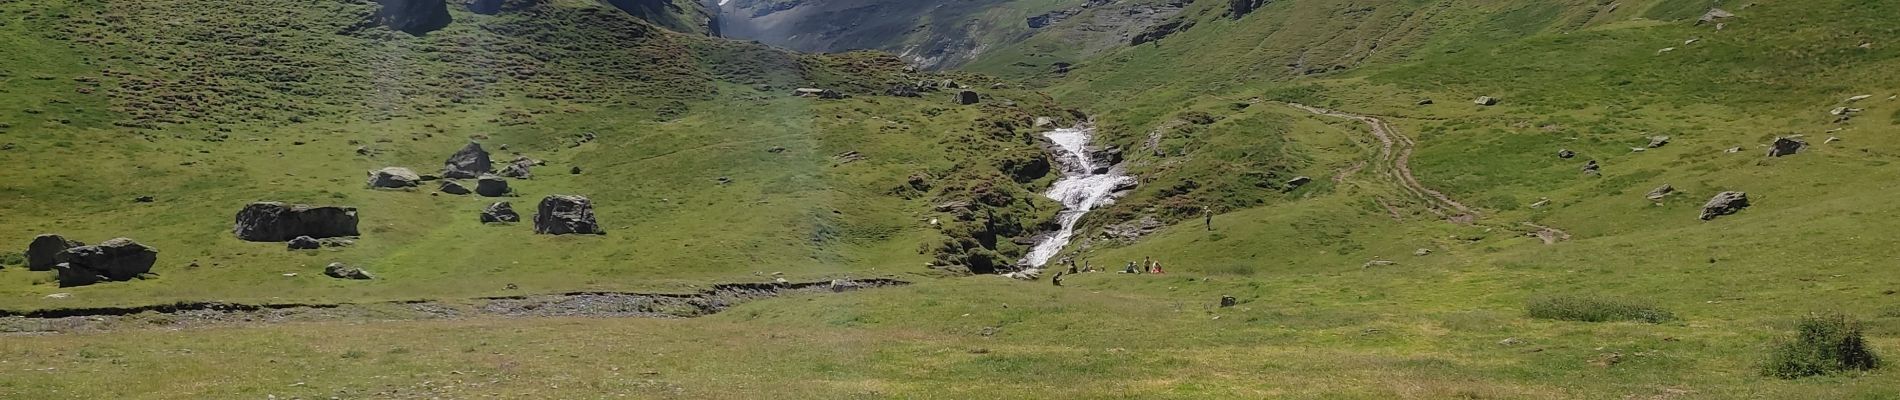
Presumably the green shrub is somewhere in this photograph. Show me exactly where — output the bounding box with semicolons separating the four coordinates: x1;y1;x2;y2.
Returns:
1762;313;1882;379
1526;295;1676;323
0;251;23;266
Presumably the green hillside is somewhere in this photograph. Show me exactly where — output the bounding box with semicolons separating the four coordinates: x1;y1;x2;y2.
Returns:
4;0;1900;398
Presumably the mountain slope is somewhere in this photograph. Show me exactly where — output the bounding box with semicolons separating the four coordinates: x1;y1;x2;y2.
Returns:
0;0;1069;309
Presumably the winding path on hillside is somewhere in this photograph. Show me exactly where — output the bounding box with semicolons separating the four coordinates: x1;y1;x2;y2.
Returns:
1287;103;1478;222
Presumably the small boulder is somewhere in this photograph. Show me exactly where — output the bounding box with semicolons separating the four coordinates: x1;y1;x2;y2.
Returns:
233;202;360;242
1699;191;1749;221
498;162;533;179
1645;184;1675;201
534;195;604;235
956;90;980;105
1474;96;1499;106
1414;248;1433;256
287;236;321;250
1219;295;1238;308
440;180;472;195
53;238;158;287
26;234;85;271
134;195;156;203
1557;149;1576;159
1416;99;1434;105
481;202;520;223
442;142;493;179
569;166;582;175
366;167;422;189
1582;160;1600;174
1284;176;1314;192
1647;136;1671;148
475;175;511;197
1767;137;1806;157
323;262;374;280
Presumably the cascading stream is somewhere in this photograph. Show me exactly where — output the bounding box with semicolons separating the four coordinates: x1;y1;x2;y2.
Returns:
1021;126;1133;268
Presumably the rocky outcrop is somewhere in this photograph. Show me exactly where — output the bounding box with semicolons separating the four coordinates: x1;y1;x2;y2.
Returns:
1130;18;1193;45
367;167;422;189
476;175;511;197
534;195;604;235
793;88;845;99
53;238;158;287
1699;191;1749;220
442;142;493;179
1227;0;1266;18
481;202;521;223
27;234;85;271
233;202;360;242
372;0;452;35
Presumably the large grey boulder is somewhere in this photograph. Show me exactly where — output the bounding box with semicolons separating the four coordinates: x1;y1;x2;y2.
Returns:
442;142;493;179
233;202;360;242
27;234;85;271
481;201;520;223
1699;191;1749;221
53;238;157;287
534;195;604;235
475;175;511;197
367;167;422;189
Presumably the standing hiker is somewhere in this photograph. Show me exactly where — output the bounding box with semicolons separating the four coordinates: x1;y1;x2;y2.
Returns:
1203;206;1213;231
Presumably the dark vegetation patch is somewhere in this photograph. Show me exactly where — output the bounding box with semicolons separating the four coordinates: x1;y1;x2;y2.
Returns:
1761;313;1883;379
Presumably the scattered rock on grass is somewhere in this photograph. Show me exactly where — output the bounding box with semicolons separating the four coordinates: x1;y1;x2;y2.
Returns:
233;202;360;242
287;236;320;250
957;90;980;105
476;175;510;197
367;167;422;189
1219;295;1238;308
440;180;471;195
1474;96;1499;106
323;262;373;280
1646;184;1676;201
534;195;604;235
442;142;493;179
1768;137;1807;157
1699;191;1749;221
481;202;520;223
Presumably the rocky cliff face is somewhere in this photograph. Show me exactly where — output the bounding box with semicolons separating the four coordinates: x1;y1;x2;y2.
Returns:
709;0;1193;70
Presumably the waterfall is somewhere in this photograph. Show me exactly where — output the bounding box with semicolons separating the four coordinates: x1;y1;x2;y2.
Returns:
1020;126;1133;268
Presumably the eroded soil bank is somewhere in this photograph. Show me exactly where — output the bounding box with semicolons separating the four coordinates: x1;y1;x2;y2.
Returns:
0;278;908;334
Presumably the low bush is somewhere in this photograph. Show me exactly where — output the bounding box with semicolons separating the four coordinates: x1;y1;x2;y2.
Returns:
1762;313;1882;379
1526;295;1676;323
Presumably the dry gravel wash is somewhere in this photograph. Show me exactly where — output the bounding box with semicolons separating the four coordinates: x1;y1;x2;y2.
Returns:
0;278;907;334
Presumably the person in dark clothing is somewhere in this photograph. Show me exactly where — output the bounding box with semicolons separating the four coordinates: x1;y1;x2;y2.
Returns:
1051;271;1065;286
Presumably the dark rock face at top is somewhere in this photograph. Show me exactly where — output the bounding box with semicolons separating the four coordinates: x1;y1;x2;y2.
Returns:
27;234;85;271
233;202;361;242
54;238;158;287
372;0;452;35
467;0;545;14
534;195;604;235
1227;0;1266;18
443;142;494;179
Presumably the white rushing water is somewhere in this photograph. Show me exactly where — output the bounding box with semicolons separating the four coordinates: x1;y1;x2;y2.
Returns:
1021;127;1133;268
